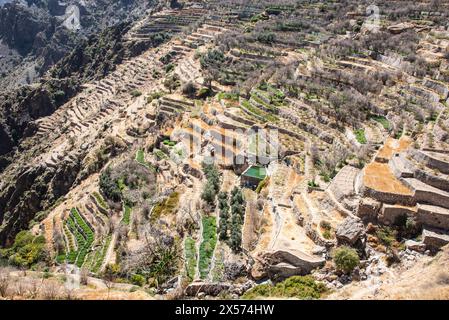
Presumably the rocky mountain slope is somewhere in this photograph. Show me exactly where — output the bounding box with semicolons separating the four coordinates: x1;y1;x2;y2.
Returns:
0;0;449;300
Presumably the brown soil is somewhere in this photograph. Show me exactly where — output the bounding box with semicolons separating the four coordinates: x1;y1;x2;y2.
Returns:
364;162;413;195
377;137;412;161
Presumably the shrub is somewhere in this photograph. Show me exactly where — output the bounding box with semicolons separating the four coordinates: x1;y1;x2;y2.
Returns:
0;231;47;268
130;274;146;286
257;32;276;44
100;168;122;202
147;91;164;104
322;229;332;240
376;226;396;247
201;163;221;207
230;214;243;252
308;180;319;188
202;181;217;205
130;90;142;97
182;81;197;98
218;192;230;241
197;87;213;99
333;246;360;274
165;63;175;73
354;129;367;144
242;276;327;300
200;49;225;70
320;220;332;231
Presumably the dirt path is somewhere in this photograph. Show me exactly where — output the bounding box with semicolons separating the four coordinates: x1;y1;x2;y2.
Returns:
101;232;117;272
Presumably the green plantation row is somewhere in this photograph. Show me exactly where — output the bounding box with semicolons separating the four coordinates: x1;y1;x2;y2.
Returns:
198;216;217;279
85;235;112;273
184;237;197;281
57;208;95;268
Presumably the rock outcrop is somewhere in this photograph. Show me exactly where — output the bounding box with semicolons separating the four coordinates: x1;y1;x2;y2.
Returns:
336;216;366;245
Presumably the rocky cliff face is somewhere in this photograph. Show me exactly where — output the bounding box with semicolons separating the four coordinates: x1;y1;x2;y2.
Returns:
0;0;165;157
0;0;162;90
0;1;169;245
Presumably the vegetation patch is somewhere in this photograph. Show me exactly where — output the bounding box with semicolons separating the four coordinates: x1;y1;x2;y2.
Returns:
354;128;367;144
151;192;180;221
333;246;360;274
242;276;327;300
198;216;218;279
93;191;108;210
64;208;95;268
122;204;132;225
241;99;278;123
184;237;197;281
376;226;397;248
217;92;239;102
135;149;156;172
147;91;164;104
163;139;177;147
130;90;142;97
371;115;391;130
0;231;47;268
154;148;169;160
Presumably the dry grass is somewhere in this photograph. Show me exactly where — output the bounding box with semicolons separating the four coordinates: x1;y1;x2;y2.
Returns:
364;162;412;195
377;137;412;161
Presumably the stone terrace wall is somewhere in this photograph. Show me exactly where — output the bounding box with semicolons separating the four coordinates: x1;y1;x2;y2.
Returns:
409;149;449;174
361;185;416;206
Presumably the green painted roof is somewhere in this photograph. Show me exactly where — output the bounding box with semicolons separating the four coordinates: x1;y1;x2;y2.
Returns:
243;166;267;180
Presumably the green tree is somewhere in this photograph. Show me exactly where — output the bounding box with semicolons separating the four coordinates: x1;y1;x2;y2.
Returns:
333;246;360;274
201;181;217;205
0;231;47;268
218;192;230;241
230;213;243;252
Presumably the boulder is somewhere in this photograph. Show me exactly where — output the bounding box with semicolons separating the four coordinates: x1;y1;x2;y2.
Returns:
387;22;414;34
336;216;366;245
250;249;325;281
185;281;232;297
423;227;449;251
268;263;303;280
405;240;426;253
224;256;249;281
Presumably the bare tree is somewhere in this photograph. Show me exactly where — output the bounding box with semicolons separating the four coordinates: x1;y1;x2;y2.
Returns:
0;269;11;298
27;279;40;299
41;281;60;300
103;264;118;300
80;268;89;286
15;281;27;297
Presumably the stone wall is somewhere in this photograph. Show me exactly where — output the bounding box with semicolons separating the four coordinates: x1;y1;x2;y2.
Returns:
417;204;449;230
414;169;449;192
356;197;381;223
224;110;255;126
423;78;449;100
361;185;416;206
379;204;415;225
409;149;449;174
